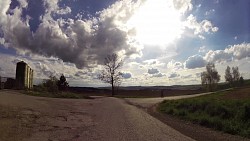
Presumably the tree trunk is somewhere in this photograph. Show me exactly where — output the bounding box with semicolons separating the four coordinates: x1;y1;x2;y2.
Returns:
111;83;114;96
111;76;114;96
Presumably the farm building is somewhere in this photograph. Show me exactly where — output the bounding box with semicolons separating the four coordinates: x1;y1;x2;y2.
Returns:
15;61;34;89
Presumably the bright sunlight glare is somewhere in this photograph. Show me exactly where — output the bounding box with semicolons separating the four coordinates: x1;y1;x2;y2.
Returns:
127;0;183;46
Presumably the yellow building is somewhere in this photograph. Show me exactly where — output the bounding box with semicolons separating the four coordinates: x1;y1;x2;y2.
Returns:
15;61;34;89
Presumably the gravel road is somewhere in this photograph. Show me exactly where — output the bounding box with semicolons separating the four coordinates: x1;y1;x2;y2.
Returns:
0;90;195;141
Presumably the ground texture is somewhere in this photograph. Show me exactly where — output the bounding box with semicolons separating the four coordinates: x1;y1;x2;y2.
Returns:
0;90;193;141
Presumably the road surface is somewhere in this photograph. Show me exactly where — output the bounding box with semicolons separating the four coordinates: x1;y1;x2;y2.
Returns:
125;92;213;109
0;90;195;141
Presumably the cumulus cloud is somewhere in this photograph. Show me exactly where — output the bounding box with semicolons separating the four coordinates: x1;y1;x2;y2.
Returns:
0;0;144;69
185;14;218;38
56;6;72;15
185;55;207;69
122;72;132;79
198;46;208;53
181;74;192;79
148;68;159;74
75;71;87;77
168;72;180;78
205;43;250;62
173;0;193;13
167;60;183;70
152;73;165;78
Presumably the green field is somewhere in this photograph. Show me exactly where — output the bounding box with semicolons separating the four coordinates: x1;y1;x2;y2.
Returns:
23;90;93;99
158;87;250;138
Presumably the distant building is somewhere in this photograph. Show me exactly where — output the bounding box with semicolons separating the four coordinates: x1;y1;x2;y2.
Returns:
0;76;3;89
15;61;34;89
4;78;15;89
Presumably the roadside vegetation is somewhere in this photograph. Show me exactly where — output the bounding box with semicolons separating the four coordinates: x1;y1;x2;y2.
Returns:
23;75;92;99
159;63;250;138
158;87;250;138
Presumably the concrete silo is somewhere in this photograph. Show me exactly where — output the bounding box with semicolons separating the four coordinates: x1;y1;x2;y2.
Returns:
15;61;34;89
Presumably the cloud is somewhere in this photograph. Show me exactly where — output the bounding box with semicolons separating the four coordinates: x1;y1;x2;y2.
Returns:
148;68;159;74
198;46;208;53
56;6;72;15
17;0;28;8
205;9;215;16
185;14;218;38
185;55;207;69
0;0;144;69
75;71;87;77
122;72;132;79
168;72;180;78
0;38;5;45
173;0;193;13
167;60;183;70
181;74;192;79
204;42;250;62
152;73;165;78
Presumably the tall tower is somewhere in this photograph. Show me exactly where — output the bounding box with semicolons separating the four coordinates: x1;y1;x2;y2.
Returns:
15;61;34;89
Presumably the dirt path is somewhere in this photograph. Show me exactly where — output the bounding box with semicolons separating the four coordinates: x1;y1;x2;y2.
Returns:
0;90;194;141
125;91;250;141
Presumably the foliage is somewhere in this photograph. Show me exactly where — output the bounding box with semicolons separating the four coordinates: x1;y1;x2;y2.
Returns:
41;75;59;93
239;76;244;86
158;90;250;138
201;63;221;91
232;67;240;82
224;66;243;87
98;53;123;96
57;74;69;91
225;66;233;86
27;75;92;99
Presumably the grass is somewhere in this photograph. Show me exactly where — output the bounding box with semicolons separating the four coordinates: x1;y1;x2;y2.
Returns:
23;90;94;99
114;95;154;98
158;88;250;138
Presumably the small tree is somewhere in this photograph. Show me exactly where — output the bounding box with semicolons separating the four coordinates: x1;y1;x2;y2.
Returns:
42;75;59;93
232;66;240;86
98;53;123;96
57;74;69;91
201;62;221;91
239;76;244;86
225;66;233;86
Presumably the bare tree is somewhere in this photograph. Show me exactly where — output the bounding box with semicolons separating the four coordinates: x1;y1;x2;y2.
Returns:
225;66;233;86
201;62;221;91
98;53;123;96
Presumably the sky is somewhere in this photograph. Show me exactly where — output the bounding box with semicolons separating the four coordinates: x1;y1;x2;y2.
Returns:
0;0;249;87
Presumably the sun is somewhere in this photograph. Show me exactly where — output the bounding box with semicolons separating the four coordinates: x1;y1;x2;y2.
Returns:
127;0;183;46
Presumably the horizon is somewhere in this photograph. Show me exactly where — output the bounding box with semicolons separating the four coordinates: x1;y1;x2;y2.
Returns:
0;0;250;87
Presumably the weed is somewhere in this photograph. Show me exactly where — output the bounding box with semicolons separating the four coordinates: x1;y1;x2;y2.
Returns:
158;89;250;138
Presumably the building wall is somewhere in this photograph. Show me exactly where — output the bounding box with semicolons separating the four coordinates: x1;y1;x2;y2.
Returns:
16;61;34;89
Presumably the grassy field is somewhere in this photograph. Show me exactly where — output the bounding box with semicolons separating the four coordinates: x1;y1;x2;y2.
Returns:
23;90;93;99
158;87;250;138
